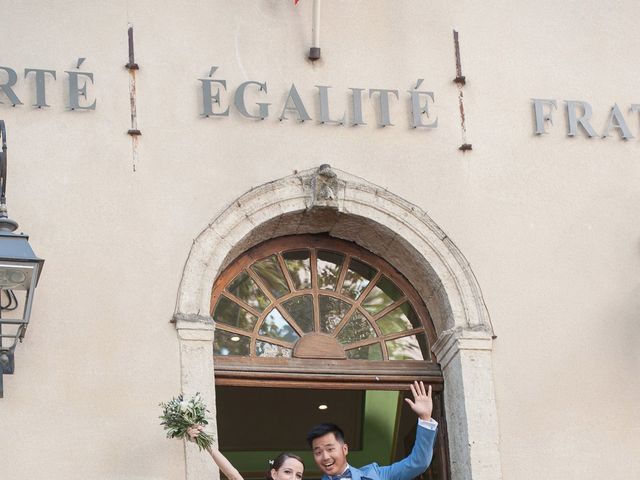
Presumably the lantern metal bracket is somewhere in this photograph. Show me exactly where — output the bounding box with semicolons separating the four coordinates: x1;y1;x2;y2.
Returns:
0;119;7;201
0;120;18;232
0;347;15;398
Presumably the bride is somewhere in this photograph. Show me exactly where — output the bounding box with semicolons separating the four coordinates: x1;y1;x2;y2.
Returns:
187;425;304;480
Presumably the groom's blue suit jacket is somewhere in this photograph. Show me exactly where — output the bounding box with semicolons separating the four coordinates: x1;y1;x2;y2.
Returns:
322;425;437;480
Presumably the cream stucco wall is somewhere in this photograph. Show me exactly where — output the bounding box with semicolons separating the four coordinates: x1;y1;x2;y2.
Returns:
0;1;639;479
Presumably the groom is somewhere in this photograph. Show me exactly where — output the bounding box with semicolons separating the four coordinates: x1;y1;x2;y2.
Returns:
307;381;437;480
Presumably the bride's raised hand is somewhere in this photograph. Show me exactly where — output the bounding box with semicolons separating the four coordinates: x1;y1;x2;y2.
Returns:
186;424;205;441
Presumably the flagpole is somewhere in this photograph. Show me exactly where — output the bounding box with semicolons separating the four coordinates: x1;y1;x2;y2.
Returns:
309;0;321;60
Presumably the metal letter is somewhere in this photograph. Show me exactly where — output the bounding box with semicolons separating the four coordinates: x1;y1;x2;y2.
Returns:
565;101;597;137
279;83;311;122
234;81;270;120
532;98;557;135
315;85;345;125
601;103;634;139
630;104;640;137
200;78;229;117
24;68;56;108
349;88;366;126
0;67;23;106
65;70;96;110
369;88;399;127
409;81;437;128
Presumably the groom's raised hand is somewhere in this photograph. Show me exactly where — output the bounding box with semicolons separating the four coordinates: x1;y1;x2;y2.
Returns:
404;381;433;421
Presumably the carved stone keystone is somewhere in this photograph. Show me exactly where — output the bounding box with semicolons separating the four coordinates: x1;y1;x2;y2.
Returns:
309;164;340;208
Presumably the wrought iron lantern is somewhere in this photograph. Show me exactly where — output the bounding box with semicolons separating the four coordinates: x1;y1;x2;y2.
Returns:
0;120;44;398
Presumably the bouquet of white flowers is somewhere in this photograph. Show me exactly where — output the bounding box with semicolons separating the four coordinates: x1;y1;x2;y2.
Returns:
159;393;213;451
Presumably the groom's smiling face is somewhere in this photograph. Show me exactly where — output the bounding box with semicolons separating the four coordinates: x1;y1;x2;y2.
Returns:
312;432;349;476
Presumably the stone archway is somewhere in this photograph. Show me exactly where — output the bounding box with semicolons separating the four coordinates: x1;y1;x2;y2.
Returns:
174;166;502;480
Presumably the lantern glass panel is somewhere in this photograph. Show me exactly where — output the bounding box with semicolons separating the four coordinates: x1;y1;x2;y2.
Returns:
0;264;35;290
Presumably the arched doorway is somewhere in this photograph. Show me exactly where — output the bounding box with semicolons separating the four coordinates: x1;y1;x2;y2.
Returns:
174;166;502;480
210;235;449;479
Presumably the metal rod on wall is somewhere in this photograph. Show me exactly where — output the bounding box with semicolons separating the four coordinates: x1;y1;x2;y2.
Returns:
453;30;472;152
309;0;322;60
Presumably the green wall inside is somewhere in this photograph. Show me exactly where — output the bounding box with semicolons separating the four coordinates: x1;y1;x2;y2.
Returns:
225;390;400;478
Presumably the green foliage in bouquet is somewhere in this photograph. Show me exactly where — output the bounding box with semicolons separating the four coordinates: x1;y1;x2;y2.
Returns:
159;393;214;450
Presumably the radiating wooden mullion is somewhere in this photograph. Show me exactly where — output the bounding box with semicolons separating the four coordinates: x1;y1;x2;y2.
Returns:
345;270;384;358
380;327;425;343
310;248;319;289
352;283;388;360
214;309;259;357
358;303;384;338
330;301;358;338
276;253;296;293
341;336;387;361
335;254;351;294
380;339;389;360
245;268;278;337
245;268;278;305
219;291;264;319
255;335;296;349
352;270;382;309
371;297;409;321
275;298;306;337
310;249;320;332
340;336;382;351
215;323;255;338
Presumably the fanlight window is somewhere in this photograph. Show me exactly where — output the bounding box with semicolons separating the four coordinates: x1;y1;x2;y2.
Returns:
211;236;435;362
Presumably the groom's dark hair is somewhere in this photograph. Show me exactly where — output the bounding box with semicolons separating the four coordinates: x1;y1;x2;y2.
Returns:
306;423;345;446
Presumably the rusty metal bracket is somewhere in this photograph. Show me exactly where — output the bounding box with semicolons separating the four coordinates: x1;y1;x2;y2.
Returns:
453;30;472;152
125;26;139;70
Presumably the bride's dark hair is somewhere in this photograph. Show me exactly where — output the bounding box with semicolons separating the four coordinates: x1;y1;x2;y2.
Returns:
267;453;305;480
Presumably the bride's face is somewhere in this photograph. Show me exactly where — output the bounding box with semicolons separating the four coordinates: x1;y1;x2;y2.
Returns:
271;458;304;480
